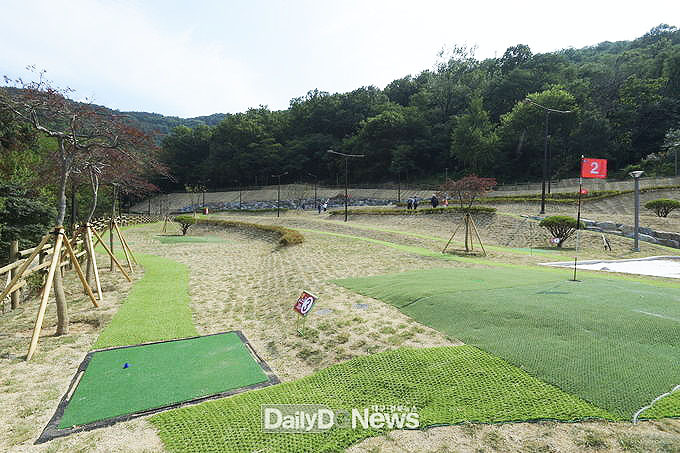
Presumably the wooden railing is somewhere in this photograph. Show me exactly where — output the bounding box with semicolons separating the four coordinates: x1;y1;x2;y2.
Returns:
1;214;161;311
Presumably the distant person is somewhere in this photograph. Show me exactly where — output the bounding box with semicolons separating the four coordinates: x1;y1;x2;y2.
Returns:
317;203;322;214
413;196;419;209
431;194;439;208
322;201;328;212
443;196;449;207
407;197;413;210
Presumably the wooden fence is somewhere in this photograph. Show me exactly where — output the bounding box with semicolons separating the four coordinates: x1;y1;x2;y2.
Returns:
1;214;161;312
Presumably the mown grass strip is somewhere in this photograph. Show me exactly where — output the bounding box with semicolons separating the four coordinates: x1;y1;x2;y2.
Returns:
93;253;197;349
150;346;612;453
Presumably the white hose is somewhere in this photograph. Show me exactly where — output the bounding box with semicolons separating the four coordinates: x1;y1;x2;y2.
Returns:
632;384;680;423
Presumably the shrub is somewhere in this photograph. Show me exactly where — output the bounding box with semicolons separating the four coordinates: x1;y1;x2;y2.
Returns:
644;199;680;217
329;206;496;216
539;216;584;248
175;216;303;246
174;216;197;235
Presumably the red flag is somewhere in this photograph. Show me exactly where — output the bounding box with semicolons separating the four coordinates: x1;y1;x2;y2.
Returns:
581;158;607;179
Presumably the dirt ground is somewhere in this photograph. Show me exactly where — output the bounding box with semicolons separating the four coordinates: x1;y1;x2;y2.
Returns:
1;207;679;452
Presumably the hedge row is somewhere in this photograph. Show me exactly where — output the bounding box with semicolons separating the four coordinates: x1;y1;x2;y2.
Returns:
174;215;304;246
481;185;680;205
328;206;496;216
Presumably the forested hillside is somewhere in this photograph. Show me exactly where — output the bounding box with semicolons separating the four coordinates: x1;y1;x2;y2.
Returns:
157;24;680;191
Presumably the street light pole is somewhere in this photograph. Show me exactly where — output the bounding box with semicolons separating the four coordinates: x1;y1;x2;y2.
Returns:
307;172;318;209
327;150;365;222
272;172;288;218
629;170;644;252
524;97;572;215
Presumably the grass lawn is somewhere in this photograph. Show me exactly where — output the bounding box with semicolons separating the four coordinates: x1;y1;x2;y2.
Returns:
336;267;680;419
150;345;611;453
92;254;197;349
156;235;227;244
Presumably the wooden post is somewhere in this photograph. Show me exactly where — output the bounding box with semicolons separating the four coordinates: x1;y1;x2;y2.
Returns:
85;226;104;301
0;233;51;303
62;234;98;308
110;184;117;271
9;240;19;309
113;221;134;272
90;227;132;282
26;228;64;361
114;221;138;265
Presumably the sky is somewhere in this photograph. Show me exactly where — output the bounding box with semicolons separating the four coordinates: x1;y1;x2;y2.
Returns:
1;0;678;118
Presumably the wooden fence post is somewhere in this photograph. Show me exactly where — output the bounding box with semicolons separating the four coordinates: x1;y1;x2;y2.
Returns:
10;240;19;309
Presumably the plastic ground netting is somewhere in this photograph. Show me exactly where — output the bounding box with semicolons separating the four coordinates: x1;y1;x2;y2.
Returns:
150;346;612;453
336;267;680;419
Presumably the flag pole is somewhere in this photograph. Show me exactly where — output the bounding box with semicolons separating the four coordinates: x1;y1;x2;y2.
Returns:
572;155;584;282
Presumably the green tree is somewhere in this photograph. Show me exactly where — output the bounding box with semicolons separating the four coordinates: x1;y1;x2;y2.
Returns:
450;97;498;174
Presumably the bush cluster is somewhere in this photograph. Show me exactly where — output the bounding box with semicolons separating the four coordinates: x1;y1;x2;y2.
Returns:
174;215;304;246
328;206;496;216
644;199;680;217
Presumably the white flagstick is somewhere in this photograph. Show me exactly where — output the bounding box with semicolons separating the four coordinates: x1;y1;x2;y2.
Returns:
572;156;584;281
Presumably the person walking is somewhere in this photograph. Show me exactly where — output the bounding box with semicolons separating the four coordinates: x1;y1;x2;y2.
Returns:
431;194;439;208
413;196;419;210
407;197;413;210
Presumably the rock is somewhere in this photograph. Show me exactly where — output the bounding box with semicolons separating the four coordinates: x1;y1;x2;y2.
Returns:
639;233;658;244
659;239;680;248
597;221;618;230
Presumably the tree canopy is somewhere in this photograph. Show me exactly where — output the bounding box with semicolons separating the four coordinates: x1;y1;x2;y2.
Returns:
151;25;680;191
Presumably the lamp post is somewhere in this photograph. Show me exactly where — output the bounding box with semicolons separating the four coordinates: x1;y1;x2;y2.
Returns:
327;150;365;222
307;172;318;210
234;180;242;210
629;170;644;252
272;172;288;218
524;97;572;214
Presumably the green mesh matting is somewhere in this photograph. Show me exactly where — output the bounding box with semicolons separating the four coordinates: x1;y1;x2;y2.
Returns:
92;254;197;349
156;235;227;244
151;346;612;453
336;267;680;419
37;332;278;443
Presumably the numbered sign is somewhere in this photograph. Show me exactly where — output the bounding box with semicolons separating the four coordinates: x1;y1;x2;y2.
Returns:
581;158;607;179
293;291;317;317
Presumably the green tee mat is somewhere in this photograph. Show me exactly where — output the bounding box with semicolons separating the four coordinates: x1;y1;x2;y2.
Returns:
335;267;680;419
36;331;279;444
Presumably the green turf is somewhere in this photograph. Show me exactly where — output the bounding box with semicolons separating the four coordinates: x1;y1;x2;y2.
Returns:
156;235;227;244
59;332;269;428
336;267;680;419
150;346;612;453
93;254;197;349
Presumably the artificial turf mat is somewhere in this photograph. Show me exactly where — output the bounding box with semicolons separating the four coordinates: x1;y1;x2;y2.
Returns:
156;235;226;244
92;254;197;349
56;332;270;430
335;267;680;419
150;346;612;453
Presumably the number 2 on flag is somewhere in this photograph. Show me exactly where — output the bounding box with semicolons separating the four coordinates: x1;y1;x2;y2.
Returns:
581;158;607;179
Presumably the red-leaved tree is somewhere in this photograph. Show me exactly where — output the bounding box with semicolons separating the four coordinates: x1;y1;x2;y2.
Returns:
0;68;163;334
438;174;496;209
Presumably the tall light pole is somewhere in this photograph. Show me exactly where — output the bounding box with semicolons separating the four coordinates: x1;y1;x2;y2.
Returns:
235;180;242;210
524;97;572;215
327;150;365;222
272;172;288;218
629;170;644;252
307;172;318;210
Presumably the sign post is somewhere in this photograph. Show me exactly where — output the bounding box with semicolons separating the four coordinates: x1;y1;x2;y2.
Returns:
573;157;607;281
293;290;318;336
